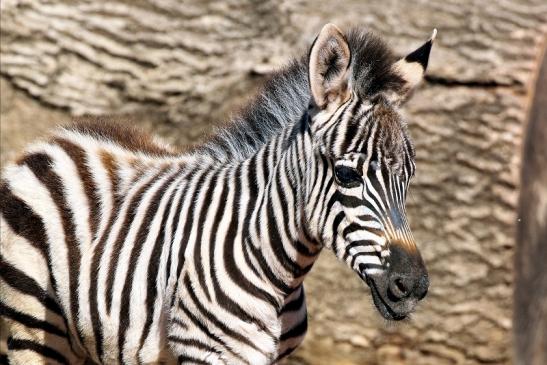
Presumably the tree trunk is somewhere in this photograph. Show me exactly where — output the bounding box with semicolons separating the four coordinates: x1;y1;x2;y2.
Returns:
514;44;547;365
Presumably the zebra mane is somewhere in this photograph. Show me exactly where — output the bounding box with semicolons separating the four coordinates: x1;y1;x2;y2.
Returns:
196;27;403;162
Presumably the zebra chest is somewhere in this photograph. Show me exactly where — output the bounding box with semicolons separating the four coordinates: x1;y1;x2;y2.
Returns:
167;278;309;364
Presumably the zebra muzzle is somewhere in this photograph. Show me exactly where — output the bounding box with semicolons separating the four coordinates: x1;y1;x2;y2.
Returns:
363;245;429;320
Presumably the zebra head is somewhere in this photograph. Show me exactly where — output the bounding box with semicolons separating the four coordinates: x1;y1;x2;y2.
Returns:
305;24;434;320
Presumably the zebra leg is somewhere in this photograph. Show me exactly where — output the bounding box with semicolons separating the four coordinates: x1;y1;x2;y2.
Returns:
0;220;81;365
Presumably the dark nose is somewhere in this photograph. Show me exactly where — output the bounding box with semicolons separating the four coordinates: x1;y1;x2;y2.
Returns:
388;273;429;301
387;245;429;301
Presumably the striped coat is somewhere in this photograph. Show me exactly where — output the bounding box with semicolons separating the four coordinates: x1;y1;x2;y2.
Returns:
1;24;434;364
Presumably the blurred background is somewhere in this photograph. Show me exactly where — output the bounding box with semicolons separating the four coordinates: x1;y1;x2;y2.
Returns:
1;1;546;364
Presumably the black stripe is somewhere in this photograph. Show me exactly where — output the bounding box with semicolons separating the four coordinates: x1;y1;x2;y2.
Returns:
316;97;353;134
330;212;345;253
281;287;305;313
240;158;267;281
358;262;383;272
351;252;381;269
331;191;364;208
176;170;207;280
241;238;263;283
276;168;317;258
177;355;209;364
318;177;335;221
176;296;248;364
183;276;263;354
89;153;122;361
261;147;270;189
171;170;208;307
171;317;188;330
364;226;383;237
280;317;308;341
0;182;48;258
355;112;376;155
310;154;329;220
0;303;66;338
106;168;166;313
53;138;101;240
167;336;219;354
248;243;292;295
343;223;365;237
339;98;364;153
138;178;179;356
118;170;177;364
343;240;377;262
164;182;186;302
22;153;86;354
193;171;218;302
0;257;63;316
7;338;68;365
266;194;307;277
356;214;378;221
216;168;275;336
1;178;76;356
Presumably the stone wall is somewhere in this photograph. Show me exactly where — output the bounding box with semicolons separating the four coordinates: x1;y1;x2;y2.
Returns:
2;1;547;364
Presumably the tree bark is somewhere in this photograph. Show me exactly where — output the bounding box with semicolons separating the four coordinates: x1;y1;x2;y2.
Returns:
514;44;547;365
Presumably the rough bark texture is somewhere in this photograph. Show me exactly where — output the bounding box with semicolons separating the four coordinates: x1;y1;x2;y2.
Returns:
1;1;547;364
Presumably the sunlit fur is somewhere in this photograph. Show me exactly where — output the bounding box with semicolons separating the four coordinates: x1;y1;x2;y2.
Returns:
0;27;428;364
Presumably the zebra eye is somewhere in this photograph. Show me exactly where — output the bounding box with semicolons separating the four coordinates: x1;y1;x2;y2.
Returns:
334;165;362;187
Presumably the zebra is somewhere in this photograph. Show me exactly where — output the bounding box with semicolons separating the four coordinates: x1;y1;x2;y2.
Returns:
0;23;434;364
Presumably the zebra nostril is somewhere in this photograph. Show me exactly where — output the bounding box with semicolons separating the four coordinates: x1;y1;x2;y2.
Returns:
395;278;408;295
388;274;412;301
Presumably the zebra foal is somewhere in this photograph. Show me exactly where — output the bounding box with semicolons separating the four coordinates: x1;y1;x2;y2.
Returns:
0;24;435;364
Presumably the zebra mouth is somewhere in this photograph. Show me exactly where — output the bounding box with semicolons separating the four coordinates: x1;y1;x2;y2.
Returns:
364;275;407;321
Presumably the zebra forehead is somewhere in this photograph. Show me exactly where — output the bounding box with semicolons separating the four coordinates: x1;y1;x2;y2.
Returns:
373;103;412;151
340;102;413;172
330;98;414;161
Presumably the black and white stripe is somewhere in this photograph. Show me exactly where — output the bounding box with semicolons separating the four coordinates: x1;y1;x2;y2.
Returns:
1;24;434;364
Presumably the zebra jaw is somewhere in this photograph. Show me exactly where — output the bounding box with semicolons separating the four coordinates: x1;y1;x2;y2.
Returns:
366;276;409;321
353;242;429;321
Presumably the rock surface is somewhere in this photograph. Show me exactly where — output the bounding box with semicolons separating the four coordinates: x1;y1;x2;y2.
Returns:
1;1;547;364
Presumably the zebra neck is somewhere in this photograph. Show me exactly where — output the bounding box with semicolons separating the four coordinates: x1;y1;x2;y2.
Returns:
245;114;321;300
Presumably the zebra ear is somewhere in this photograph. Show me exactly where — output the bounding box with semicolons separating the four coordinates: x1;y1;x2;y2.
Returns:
308;23;351;110
390;29;436;104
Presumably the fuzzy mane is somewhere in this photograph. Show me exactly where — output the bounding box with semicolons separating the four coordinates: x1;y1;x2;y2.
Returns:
197;27;404;162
